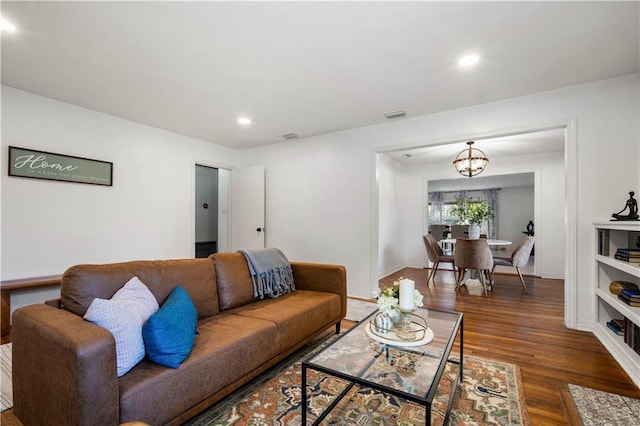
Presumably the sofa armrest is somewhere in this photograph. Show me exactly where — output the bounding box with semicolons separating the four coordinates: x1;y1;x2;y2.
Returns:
12;303;119;426
290;262;347;319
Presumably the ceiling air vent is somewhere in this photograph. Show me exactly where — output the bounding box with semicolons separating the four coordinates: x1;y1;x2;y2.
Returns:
384;110;407;120
282;133;299;140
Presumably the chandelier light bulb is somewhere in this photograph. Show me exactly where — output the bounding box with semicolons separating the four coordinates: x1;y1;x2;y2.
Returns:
452;141;489;177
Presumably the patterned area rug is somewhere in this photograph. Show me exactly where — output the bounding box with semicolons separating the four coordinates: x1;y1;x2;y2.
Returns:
0;344;12;412
567;383;640;425
345;298;377;322
186;335;528;426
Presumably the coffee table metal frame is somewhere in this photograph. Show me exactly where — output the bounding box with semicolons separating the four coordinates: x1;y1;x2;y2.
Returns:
301;307;463;425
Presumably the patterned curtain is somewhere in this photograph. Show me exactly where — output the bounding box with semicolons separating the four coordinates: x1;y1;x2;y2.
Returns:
429;191;445;224
483;188;499;239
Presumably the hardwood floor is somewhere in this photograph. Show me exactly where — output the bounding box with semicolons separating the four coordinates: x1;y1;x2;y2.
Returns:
380;267;640;425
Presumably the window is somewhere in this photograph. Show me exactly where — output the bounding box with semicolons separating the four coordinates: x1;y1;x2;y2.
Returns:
428;189;499;239
428;202;457;225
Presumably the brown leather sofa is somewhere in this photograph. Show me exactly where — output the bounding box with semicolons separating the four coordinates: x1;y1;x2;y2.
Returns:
11;252;346;426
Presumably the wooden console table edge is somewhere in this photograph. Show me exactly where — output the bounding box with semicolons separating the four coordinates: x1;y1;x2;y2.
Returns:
1;275;63;337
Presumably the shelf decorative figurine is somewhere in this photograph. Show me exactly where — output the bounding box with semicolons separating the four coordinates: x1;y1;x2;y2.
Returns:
609;280;639;295
611;191;639;221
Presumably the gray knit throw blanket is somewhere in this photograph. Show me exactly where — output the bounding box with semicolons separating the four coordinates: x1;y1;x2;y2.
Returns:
238;248;295;299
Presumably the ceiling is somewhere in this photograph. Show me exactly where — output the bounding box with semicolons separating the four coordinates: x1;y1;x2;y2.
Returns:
428;172;534;192
385;128;565;167
1;1;638;150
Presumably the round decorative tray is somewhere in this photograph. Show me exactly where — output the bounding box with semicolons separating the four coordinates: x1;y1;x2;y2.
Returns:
365;322;434;347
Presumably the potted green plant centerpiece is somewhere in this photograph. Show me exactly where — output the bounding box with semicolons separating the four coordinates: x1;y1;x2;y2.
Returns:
451;197;494;239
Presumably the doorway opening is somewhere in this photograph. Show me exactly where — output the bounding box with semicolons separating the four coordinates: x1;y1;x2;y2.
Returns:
372;121;578;327
194;165;231;257
195;165;219;258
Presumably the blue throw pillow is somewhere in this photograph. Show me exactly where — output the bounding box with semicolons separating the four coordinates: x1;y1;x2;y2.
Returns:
142;285;197;368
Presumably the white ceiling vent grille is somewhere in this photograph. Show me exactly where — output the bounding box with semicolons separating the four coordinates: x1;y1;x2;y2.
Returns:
282;133;299;140
384;110;407;120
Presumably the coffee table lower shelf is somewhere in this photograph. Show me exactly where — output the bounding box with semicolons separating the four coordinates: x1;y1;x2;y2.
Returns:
301;357;462;425
300;307;464;426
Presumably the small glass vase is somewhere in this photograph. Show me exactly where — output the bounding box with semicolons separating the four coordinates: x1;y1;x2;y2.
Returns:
390;311;401;327
395;309;417;341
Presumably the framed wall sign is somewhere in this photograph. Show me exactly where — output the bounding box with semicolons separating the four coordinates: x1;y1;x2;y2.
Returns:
8;146;113;186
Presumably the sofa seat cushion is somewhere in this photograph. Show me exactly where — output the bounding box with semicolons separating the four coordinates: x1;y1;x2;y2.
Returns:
228;290;341;353
118;313;279;424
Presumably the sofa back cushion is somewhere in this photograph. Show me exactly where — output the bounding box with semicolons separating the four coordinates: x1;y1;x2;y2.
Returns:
61;258;218;319
210;252;255;310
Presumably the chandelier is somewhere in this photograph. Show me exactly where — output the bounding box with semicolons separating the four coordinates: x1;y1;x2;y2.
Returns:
452;141;489;177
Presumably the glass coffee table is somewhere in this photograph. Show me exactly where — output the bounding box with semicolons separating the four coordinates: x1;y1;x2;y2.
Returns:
302;307;463;425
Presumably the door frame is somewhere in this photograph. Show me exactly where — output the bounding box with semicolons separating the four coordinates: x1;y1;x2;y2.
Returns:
370;117;579;329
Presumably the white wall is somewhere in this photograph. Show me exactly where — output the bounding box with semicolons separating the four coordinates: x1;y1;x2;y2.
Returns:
535;154;566;279
237;73;639;331
498;185;535;257
377;153;405;278
235;133;374;290
1;87;238;314
2;74;639;330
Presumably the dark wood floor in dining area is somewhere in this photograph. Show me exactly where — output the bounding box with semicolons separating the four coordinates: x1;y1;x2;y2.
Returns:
377;266;640;425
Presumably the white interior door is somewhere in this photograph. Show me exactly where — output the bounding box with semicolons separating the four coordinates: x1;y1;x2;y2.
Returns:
231;165;265;250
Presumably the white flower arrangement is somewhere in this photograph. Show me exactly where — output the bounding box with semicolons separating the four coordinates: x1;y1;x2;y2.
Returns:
373;277;424;318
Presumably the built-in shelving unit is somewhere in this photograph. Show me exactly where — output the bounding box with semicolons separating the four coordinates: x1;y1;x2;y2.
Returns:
593;222;640;387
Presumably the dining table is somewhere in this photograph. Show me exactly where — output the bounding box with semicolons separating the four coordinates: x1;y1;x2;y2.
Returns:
438;238;512;247
438;238;512;286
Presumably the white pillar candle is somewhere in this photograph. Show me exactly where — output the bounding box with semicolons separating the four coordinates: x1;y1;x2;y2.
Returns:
398;278;415;311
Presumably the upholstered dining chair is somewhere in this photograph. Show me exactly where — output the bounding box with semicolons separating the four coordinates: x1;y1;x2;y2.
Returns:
450;224;469;239
491;236;535;294
428;224;450;240
454;238;494;297
423;234;456;284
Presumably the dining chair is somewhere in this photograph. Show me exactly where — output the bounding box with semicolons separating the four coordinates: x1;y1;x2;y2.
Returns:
428;224;450;240
454;238;493;297
423;234;456;284
450;224;469;239
491;236;535;293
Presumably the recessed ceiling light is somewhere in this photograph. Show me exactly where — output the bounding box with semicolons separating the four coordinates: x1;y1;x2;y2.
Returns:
237;117;251;125
458;54;480;68
0;18;17;32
